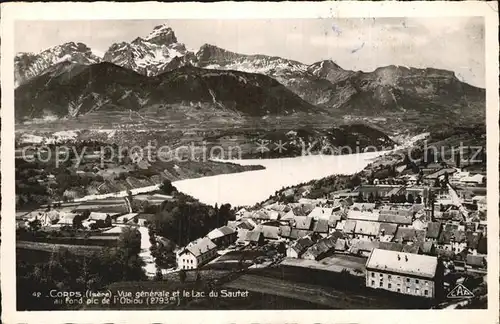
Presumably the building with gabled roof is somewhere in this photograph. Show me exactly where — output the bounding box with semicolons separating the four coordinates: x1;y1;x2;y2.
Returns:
365;249;443;299
207;226;237;247
286;236;315;258
177;237;218;269
293;216;313;230
308;207;334;220
353;220;381;239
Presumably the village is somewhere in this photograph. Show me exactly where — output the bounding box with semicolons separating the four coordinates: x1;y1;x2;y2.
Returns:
175;161;487;305
15;157;487;309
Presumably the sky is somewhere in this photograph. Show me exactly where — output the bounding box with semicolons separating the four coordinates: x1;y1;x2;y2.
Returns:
15;17;485;87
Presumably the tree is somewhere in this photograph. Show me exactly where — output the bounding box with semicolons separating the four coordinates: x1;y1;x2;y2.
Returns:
160;180;177;195
433;178;441;188
28;219;41;232
118;226;142;256
155;268;163;281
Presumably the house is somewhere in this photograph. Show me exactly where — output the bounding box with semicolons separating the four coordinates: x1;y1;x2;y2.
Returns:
379;223;398;241
57;213;79;227
378;210;413;227
302;236;337;260
350;203;376;212
307;207;334;220
426;222;442;242
365;249;442;299
349;239;379;257
466;231;483;254
420;241;436;255
137;213;155;227
245;231;265;246
256;225;280;240
288;228;314;240
334;238;348;252
115;213;139;224
207;226;237;247
347;210;380;222
343;220;357;236
449;230;467;254
378;241;405;252
472;195;487;212
87;212;112;228
353;221;380;240
177;237;217;269
293;216;313;231
394;228;419;244
286;236;315;258
460;174;485;186
466;254;486;269
328;214;342;233
227;220;254;231
312;219;329;236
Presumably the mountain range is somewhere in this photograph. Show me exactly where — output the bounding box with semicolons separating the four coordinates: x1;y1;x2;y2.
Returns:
15;24;485;123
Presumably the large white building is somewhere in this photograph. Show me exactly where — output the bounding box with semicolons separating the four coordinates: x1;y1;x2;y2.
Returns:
365;248;442;299
176;237;218;270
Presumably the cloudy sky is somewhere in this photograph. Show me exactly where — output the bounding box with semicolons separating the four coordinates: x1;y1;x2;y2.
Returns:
15;17;485;87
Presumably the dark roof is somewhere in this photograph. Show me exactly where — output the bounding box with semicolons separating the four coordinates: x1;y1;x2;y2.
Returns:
245;230;263;242
219;226;237;236
335;238;347;251
466;254;486;267
438;224;460;244
290;236;315;254
378;241;404;252
477;236;487;254
312;219;329;233
293;216;313;230
426;222;442;239
421;241;435;254
304;236;337;258
289;229;313;240
394;228;417;242
402;244;421;254
138;213;155;221
378;213;413;225
435;247;455;259
451;230;466;243
379;223;398;236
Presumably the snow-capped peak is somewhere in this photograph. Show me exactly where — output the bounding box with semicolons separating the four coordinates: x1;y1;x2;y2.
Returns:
144;24;177;45
55;54;73;64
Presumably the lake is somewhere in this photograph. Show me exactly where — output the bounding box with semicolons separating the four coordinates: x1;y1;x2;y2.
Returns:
173;151;386;207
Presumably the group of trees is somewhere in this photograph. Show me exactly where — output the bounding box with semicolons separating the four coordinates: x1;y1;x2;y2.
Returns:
17;227;145;310
150;193;235;246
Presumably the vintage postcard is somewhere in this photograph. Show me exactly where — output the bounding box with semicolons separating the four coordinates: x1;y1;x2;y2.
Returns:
1;1;499;323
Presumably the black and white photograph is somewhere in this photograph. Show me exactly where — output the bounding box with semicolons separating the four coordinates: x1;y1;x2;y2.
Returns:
1;1;498;322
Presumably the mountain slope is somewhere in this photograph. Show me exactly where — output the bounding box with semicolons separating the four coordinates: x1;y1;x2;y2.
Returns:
15;63;317;121
14;42;102;86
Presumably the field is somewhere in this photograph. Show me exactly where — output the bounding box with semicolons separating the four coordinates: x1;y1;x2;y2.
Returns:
17;240;105;256
280;255;367;277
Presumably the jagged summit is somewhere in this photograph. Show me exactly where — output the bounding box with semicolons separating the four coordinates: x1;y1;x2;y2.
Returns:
144;24;178;45
14;41;101;86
